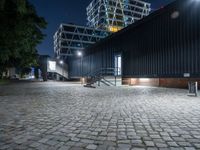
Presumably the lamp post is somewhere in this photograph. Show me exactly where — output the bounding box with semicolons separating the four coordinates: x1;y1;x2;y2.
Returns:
59;60;64;81
77;51;83;83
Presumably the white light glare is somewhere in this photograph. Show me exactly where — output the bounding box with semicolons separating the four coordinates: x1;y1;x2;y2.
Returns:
60;60;63;64
48;61;56;71
77;51;82;56
139;78;150;82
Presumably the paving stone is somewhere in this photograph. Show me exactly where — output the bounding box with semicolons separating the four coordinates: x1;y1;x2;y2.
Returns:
86;144;98;150
155;143;168;148
96;145;107;150
177;142;192;147
117;144;131;150
144;141;155;147
170;148;184;150
70;147;85;150
36;144;50;150
194;143;200;148
29;142;41;148
70;137;80;142
107;146;116;150
184;147;196;150
81;139;94;144
38;138;49;144
46;140;58;146
162;136;173;141
131;148;145;150
167;141;179;147
0;82;200;150
147;148;158;150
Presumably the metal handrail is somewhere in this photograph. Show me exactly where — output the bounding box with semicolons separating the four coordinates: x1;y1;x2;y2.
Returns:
84;67;119;77
84;67;119;87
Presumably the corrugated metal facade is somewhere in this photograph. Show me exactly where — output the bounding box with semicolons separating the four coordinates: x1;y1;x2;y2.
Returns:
69;0;200;78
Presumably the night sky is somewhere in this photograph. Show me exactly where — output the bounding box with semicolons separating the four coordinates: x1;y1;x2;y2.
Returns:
29;0;174;56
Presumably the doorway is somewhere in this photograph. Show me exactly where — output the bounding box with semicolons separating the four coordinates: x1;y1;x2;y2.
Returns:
114;54;121;76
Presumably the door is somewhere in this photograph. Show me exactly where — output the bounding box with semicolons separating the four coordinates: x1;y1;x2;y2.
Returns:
115;54;121;76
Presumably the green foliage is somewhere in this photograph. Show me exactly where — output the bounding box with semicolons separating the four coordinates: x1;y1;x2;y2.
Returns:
0;0;47;75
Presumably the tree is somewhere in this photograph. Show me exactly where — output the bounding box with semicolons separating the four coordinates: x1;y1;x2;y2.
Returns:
0;0;47;78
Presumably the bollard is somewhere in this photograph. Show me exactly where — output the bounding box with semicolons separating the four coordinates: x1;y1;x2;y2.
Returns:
188;81;198;97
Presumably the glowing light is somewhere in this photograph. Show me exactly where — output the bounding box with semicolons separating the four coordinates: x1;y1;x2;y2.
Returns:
48;61;56;71
171;11;179;19
139;78;150;82
81;77;85;84
130;78;137;85
108;26;122;32
183;73;190;77
60;60;63;64
77;51;82;57
30;75;35;79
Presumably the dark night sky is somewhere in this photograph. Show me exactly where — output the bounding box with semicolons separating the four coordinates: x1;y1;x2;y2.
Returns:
29;0;174;56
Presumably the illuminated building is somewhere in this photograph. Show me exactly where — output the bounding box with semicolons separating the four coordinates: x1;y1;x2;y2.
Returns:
87;0;151;32
54;0;151;58
69;0;200;88
54;23;110;58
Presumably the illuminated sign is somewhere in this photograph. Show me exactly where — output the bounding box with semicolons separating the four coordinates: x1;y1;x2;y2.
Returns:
183;73;190;78
48;61;56;72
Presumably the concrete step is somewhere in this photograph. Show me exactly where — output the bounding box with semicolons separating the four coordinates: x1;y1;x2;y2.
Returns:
83;84;96;88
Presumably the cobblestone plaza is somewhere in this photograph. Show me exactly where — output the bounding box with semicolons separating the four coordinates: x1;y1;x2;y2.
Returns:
0;82;200;150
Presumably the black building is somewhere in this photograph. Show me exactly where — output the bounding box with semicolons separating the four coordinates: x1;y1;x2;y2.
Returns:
69;0;200;88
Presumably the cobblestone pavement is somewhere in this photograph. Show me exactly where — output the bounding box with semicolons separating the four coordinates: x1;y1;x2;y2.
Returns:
0;81;200;150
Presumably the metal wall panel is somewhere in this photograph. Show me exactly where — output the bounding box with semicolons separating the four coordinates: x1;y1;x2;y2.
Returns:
69;0;200;78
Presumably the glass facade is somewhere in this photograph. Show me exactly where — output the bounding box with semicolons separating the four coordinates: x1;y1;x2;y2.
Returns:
54;23;110;58
87;0;151;32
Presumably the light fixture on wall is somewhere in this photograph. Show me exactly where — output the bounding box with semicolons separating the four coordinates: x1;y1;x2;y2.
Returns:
171;11;180;19
139;78;150;82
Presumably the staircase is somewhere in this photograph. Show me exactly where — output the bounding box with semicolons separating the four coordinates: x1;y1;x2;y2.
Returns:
83;68;119;88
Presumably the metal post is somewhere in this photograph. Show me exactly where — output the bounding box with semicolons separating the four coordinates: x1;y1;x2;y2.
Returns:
81;56;83;78
77;51;83;84
188;81;198;97
81;56;83;84
195;82;198;97
59;60;64;81
79;55;83;84
62;63;64;81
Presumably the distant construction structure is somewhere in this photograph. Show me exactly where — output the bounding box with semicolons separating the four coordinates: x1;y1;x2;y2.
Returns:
87;0;151;32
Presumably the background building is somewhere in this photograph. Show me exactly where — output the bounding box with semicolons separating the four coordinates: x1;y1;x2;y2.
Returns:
53;0;151;80
87;0;151;32
69;0;200;88
54;0;151;59
54;23;110;58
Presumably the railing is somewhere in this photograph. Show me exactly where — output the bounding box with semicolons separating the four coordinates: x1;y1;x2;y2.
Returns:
84;67;120;87
55;64;68;79
84;67;120;77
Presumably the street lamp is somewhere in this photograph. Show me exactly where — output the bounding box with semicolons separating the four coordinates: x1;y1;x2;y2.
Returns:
77;51;83;83
59;60;64;81
77;51;82;57
59;60;63;64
